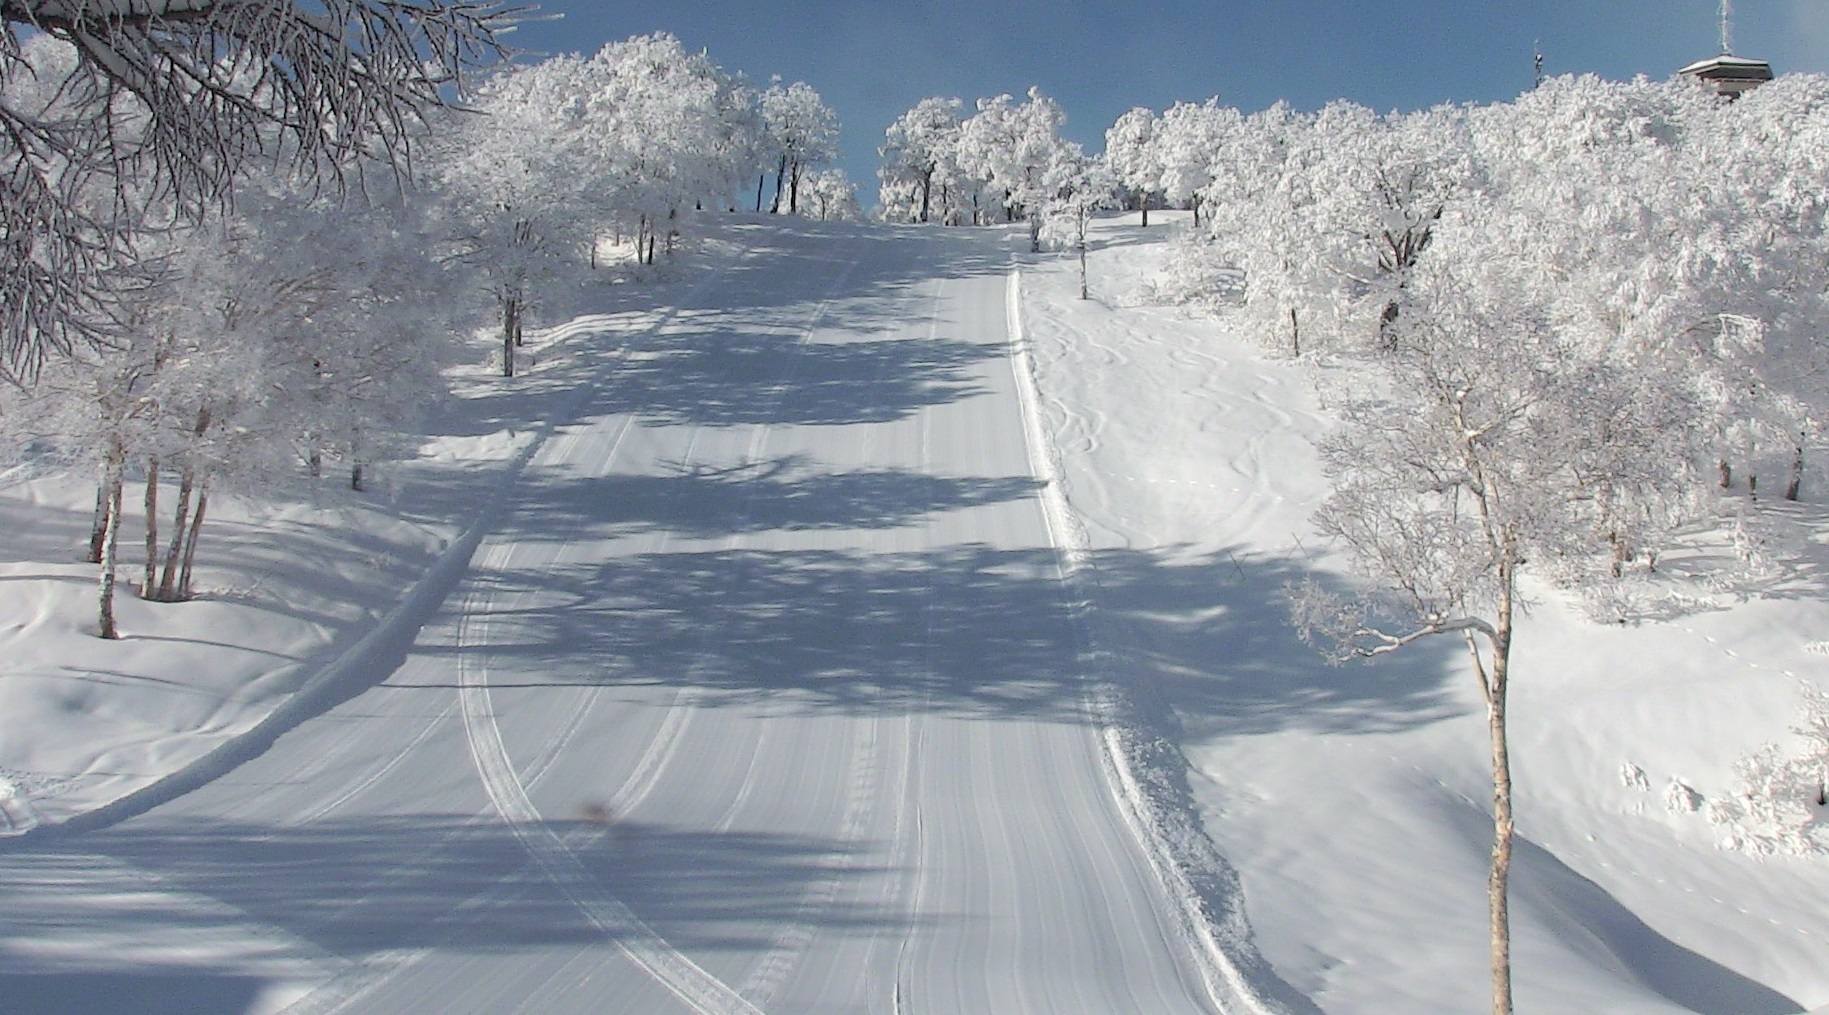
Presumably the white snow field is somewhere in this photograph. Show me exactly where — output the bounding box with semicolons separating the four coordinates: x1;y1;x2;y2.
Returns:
1;213;1827;1015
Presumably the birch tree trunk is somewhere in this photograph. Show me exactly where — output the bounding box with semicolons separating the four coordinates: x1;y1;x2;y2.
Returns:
1483;558;1518;1015
143;459;159;598
160;468;194;601
179;485;209;601
98;446;125;639
88;480;109;564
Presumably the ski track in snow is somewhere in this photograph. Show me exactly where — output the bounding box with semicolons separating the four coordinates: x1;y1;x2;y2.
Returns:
1007;269;1283;1015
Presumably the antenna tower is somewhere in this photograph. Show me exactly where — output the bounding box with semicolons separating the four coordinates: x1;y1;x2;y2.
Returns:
1720;0;1733;53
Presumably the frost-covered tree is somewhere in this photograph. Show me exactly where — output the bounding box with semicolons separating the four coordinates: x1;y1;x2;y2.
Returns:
1154;98;1240;227
1293;190;1705;1015
0;0;513;380
798;168;862;221
426;55;595;377
1039;149;1116;299
878;96;964;223
1103;106;1164;225
574;34;759;261
956;87;1076;251
759;80;838;216
1710;682;1829;856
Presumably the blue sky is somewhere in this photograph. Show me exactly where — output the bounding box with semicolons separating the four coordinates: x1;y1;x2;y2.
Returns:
501;1;1829;193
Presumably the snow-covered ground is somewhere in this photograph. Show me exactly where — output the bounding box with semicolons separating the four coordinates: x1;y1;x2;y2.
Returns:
1;213;1826;1014
1023;212;1829;1015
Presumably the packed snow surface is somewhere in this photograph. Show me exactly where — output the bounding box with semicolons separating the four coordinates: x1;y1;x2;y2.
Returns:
1;215;1826;1015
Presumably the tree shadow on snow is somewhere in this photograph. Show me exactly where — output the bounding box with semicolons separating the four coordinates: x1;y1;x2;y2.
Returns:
1084;545;1467;739
1442;805;1806;1015
0;814;901;969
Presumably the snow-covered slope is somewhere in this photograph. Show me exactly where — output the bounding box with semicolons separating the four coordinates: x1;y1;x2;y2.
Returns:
2;214;1825;1015
1023;212;1829;1015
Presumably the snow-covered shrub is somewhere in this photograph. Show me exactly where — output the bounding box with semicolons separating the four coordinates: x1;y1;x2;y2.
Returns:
1708;684;1829;856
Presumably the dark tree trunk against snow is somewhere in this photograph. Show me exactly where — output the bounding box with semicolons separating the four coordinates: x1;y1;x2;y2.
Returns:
143;459;159;599
756;173;766;213
771;154;788;214
1290;307;1301;358
1719;459;1733;489
918;168;934;223
179;486;208;601
501;295;519;378
160;470;194;601
97;446;125;639
88;480;109;564
1787;433;1805;502
1078;243;1089;300
351;463;365;493
1192;193;1202;229
788;159;803;215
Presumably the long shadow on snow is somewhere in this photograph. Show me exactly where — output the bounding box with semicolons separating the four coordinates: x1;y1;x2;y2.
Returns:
0;815;900;963
493;459;1040;542
1440;804;1805;1015
412;542;1460;735
1085;546;1465;738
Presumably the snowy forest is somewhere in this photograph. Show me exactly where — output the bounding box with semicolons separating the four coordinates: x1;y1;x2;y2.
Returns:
1;11;855;638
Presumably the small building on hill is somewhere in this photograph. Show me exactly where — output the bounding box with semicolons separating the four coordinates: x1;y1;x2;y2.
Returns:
1678;53;1775;97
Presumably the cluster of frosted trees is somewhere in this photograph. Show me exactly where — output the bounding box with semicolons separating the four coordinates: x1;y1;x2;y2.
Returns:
878;88;1114;272
0;12;847;638
1130;75;1829;1015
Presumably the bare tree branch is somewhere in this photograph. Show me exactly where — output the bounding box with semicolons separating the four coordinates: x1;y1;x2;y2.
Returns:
1;0;524;381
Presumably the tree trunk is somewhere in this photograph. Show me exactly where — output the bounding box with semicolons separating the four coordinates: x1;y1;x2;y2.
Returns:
143;459;159;598
160;468;194;601
756;173;766;213
1078;241;1089;300
789;159;803;215
88;479;109;564
1140;199;1149;228
1719;459;1733;489
98;449;125;639
1786;433;1804;502
771;154;788;214
179;485;208;601
919;169;933;223
351;462;364;492
1290;307;1301;358
1482;555;1518;1015
501;296;518;378
1192;193;1202;229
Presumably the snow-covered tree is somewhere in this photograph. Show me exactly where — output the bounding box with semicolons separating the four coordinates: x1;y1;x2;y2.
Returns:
426;55;596;377
1103;106;1165;225
798;168;862;221
1039;150;1117;299
956;87;1076;251
0;0;513;380
1293;188;1706;1015
878;96;964;223
1710;681;1829;856
759;80;839;216
1154;98;1241;227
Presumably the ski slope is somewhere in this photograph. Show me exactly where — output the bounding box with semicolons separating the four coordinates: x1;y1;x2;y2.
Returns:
0;221;1279;1014
6;214;1829;1015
